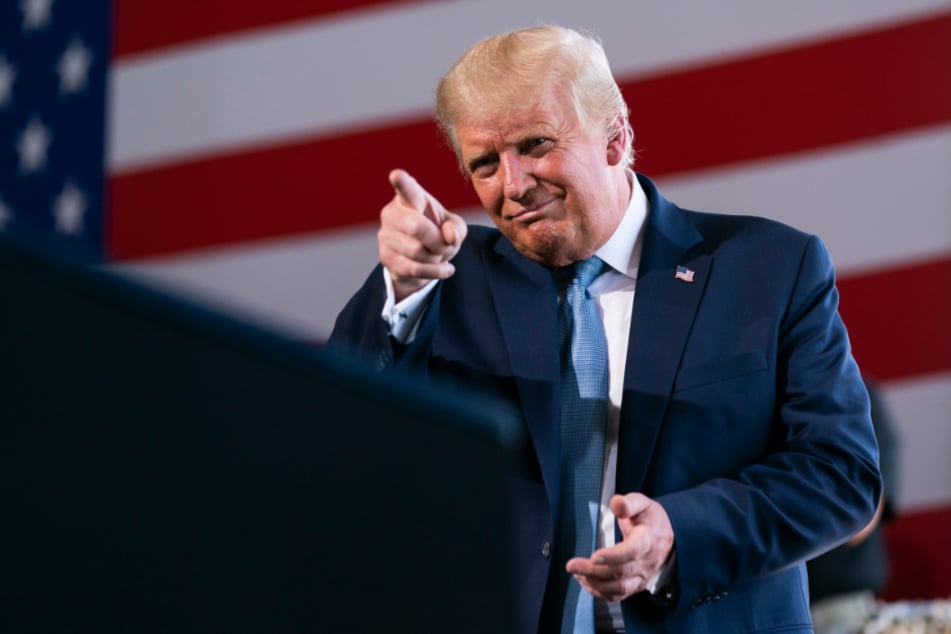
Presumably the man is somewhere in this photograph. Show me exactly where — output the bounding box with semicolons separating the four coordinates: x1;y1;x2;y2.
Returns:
328;25;881;633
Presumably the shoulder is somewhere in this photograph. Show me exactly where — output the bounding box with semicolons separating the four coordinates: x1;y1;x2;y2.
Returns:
639;173;818;262
682;207;812;247
680;206;830;275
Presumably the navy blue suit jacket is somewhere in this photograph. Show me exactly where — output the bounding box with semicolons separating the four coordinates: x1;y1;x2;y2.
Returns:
329;174;882;633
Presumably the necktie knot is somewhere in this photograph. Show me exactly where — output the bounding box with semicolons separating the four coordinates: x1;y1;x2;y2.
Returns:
571;256;604;290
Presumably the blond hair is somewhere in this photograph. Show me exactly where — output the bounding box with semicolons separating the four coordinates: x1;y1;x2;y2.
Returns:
434;25;634;168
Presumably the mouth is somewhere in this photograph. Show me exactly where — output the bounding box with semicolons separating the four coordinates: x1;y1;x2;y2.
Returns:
507;198;556;222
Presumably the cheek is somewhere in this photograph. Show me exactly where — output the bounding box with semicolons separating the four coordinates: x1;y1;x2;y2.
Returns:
472;180;503;214
565;162;608;211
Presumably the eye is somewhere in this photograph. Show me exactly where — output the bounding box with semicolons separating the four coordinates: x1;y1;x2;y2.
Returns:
468;156;498;177
523;137;552;155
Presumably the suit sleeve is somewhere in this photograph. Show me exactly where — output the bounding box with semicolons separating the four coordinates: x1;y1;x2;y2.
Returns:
656;235;883;611
325;264;393;370
326;264;441;374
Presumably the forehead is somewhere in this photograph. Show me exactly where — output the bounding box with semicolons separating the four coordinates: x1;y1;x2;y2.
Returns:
456;91;578;154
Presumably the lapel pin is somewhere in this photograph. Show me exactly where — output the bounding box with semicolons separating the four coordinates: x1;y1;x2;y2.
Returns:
674;265;695;283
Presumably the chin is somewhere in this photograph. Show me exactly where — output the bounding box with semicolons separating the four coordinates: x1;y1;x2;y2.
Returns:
496;215;577;263
514;233;576;267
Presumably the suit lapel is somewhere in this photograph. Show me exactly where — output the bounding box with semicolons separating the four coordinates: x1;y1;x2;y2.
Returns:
475;175;711;508
617;176;710;492
484;237;563;518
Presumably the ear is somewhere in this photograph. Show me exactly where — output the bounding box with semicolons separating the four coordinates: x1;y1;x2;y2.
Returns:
605;116;628;167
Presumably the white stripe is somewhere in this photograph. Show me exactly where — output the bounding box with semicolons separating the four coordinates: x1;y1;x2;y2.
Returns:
108;0;949;172
111;225;382;339
880;372;951;511
109;205;483;340
656;123;951;275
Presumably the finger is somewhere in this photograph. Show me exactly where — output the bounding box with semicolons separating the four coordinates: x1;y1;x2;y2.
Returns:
565;556;597;576
441;210;468;249
380;203;454;260
567;557;649;603
589;539;639;568
389;169;444;226
574;572;648;602
380;241;456;289
379;234;446;271
610;492;651;520
389;169;426;210
385;254;456;284
566;552;640;578
379;210;446;256
567;556;621;580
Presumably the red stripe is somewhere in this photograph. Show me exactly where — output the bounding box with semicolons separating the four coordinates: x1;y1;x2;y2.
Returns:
112;0;430;58
880;503;951;601
107;119;470;258
626;12;951;175
837;254;951;381
108;12;951;260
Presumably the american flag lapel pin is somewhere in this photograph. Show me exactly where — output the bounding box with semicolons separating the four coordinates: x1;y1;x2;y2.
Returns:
674;265;695;283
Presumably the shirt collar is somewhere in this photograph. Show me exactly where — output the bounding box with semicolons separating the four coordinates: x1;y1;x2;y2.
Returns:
595;169;647;278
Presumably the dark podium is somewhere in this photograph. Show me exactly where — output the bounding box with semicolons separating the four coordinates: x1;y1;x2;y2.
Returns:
0;237;525;633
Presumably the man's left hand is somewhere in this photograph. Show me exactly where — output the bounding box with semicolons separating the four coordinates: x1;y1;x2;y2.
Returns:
566;493;675;602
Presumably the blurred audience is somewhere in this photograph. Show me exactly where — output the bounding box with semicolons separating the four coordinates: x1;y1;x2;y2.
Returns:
808;379;900;634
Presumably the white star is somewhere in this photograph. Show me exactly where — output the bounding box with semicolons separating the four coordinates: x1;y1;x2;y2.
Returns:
0;56;16;108
53;181;87;235
0;198;12;231
58;38;92;94
21;0;54;31
17;117;52;174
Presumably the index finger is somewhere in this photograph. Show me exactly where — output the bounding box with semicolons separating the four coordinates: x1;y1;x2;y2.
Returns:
589;538;639;568
389;169;425;209
389;169;444;226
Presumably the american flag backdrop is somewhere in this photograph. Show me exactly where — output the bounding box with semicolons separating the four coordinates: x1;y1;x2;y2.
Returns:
2;0;950;570
0;0;108;259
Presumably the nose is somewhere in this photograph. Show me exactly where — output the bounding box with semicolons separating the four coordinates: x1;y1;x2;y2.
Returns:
499;151;533;200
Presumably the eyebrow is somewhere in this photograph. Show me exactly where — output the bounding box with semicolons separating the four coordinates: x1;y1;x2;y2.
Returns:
462;121;558;172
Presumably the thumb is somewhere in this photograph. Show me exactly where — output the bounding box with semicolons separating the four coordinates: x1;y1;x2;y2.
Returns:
610;493;651;521
441;210;468;248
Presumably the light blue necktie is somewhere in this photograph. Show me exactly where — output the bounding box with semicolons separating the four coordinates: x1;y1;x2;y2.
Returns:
556;256;609;634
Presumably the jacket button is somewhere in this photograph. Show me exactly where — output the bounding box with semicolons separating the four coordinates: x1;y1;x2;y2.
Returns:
542;541;551;557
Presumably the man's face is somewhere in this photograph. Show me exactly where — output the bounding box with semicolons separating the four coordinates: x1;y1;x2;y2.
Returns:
456;86;628;267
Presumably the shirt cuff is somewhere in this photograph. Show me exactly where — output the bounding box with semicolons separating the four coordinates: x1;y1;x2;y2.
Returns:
646;549;677;597
381;268;438;344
